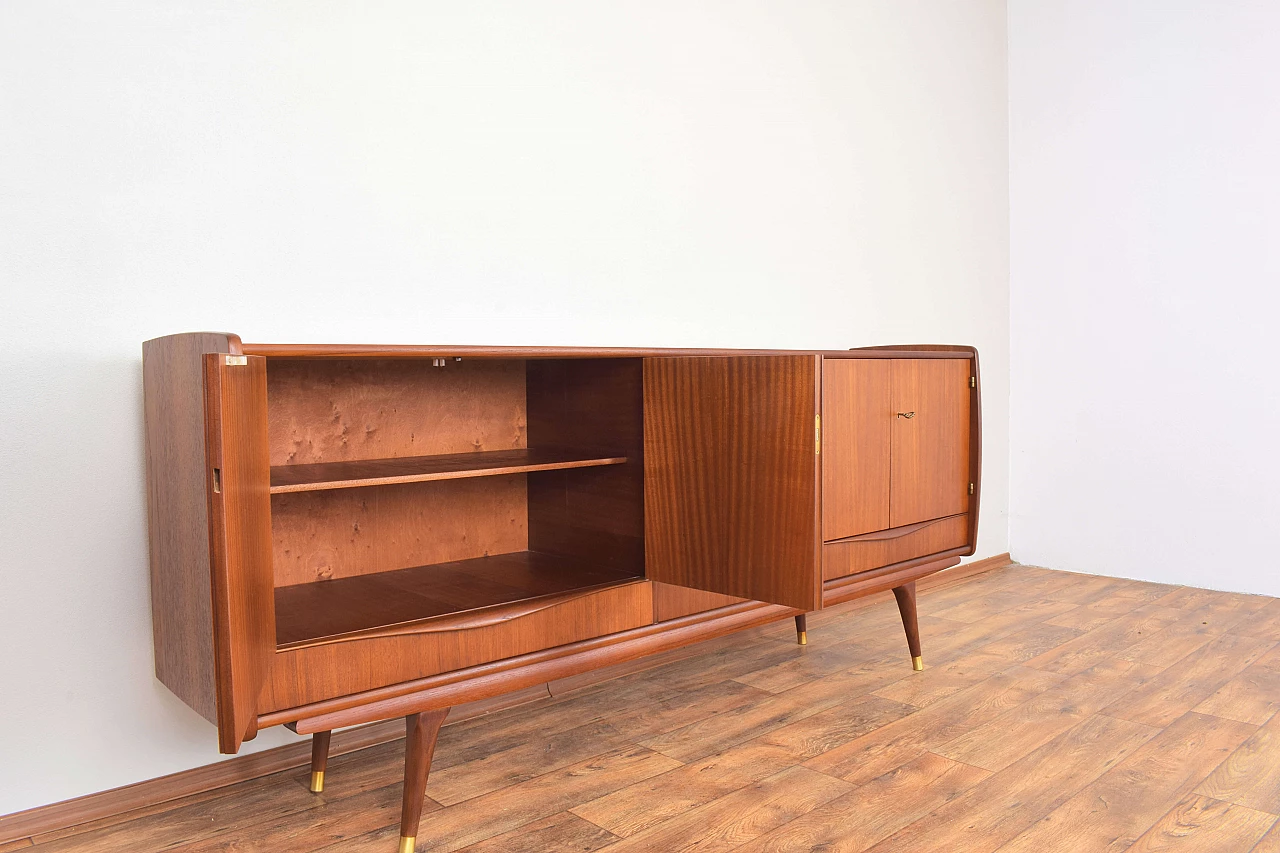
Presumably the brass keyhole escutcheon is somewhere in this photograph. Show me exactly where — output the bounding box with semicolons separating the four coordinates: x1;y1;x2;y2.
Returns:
897;411;915;419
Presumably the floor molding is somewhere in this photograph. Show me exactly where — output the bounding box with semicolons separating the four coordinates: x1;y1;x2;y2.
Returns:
0;555;1014;846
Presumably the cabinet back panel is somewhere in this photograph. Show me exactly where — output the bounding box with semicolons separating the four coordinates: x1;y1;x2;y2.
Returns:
265;358;527;466
271;478;528;586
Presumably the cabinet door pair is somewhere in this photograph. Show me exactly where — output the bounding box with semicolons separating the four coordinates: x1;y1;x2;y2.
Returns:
823;358;972;541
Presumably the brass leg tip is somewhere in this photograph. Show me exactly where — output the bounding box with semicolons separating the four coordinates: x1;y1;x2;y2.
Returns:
398;837;416;853
912;656;924;672
309;770;324;793
797;631;808;646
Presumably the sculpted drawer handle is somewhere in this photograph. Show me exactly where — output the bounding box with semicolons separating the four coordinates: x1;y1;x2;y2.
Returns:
896;411;916;419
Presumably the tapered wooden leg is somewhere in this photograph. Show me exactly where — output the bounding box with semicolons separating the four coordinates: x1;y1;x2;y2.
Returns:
795;614;808;645
892;582;923;671
399;709;448;853
309;730;332;793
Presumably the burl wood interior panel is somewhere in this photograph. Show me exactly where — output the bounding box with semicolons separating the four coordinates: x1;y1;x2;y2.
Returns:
265;358;527;465
890;358;971;528
822;358;891;542
261;579;654;711
203;353;276;753
270;477;528;587
822;514;968;581
526;359;645;575
644;355;820;611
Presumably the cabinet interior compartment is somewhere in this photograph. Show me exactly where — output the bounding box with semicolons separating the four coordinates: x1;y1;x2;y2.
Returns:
266;356;646;649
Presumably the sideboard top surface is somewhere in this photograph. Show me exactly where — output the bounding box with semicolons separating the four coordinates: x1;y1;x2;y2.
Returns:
144;333;977;360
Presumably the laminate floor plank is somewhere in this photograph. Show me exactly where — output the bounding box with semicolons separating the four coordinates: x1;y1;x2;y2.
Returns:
1122;794;1276;853
585;766;850;853
861;713;1160;853
805;666;1065;786
1102;633;1276;728
731;752;990;853
1197;712;1280;814
26;564;1280;853
993;711;1258;853
452;811;620;853
934;658;1162;772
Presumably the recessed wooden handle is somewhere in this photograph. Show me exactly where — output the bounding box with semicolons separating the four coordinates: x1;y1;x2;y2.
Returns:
896;411;915;419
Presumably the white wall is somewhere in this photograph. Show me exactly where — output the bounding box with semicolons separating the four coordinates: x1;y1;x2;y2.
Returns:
0;1;1008;814
1010;1;1280;594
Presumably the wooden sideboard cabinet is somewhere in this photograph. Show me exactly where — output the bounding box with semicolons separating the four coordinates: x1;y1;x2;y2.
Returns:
143;334;981;852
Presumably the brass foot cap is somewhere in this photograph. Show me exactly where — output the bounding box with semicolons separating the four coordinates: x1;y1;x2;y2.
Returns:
912;655;924;672
797;631;808;646
398;836;416;853
309;770;324;793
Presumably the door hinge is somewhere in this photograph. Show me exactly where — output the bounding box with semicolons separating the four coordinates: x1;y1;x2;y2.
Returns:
815;414;821;455
970;376;976;388
969;482;975;495
224;355;247;366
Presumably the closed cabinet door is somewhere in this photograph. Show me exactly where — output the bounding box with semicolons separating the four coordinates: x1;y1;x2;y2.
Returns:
643;355;822;612
822;359;891;541
889;359;971;528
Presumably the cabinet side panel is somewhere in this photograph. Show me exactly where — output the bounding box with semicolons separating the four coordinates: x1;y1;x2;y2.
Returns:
889;359;972;528
142;333;237;723
821;358;891;541
644;355;820;611
526;359;645;573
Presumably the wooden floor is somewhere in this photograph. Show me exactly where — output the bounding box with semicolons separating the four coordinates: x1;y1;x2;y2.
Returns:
18;563;1280;853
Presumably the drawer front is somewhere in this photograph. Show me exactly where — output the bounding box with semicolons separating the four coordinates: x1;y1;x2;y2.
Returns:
823;514;968;581
261;579;653;712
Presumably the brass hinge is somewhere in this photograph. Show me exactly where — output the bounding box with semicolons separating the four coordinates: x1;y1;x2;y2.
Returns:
815;414;821;455
969;482;975;495
970;376;976;388
224;355;247;366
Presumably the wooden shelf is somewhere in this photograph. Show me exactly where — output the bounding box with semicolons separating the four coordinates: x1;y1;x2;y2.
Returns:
269;447;628;494
274;551;644;648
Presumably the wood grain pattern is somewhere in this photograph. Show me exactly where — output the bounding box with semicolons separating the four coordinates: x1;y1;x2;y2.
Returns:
270;477;528;587
889;358;971;528
823;515;969;581
264;357;527;466
142;332;239;724
996;711;1259;853
821;357;891;541
274;551;643;647
644;355;820;611
1124;794;1276;853
652;583;746;623
18;563;1280;853
400;710;448;842
269;448;626;494
263;580;655;712
203;353;276;753
526;359;646;576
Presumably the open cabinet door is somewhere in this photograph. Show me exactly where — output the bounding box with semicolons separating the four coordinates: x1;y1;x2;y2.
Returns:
643;356;821;611
203;354;275;753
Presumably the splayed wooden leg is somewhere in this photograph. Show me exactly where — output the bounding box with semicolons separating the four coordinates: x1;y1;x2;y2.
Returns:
892;581;923;671
398;708;448;853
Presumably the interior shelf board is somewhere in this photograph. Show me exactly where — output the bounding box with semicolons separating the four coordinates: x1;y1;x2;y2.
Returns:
273;551;644;648
270;447;628;494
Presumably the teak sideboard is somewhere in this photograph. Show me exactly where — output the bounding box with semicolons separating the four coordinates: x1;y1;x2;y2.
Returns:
142;334;981;853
